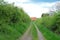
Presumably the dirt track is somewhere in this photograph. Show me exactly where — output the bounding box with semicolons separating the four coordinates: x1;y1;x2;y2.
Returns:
17;23;45;40
18;25;32;40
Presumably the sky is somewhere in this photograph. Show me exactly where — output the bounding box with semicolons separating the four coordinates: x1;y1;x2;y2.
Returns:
5;0;60;18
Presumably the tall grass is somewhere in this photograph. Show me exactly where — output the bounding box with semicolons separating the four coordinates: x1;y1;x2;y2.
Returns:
35;23;60;40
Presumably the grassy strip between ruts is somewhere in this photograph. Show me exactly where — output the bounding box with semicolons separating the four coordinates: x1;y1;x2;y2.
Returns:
31;24;39;40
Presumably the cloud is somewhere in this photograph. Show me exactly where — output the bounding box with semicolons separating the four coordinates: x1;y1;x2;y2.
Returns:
17;3;54;18
5;0;30;3
5;0;59;18
15;2;54;18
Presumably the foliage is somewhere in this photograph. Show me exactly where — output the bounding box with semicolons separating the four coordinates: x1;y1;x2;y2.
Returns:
55;11;60;34
34;10;60;40
0;1;31;40
34;22;60;40
35;11;60;35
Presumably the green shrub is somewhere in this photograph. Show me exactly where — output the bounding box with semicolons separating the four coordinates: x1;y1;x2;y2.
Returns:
0;2;31;40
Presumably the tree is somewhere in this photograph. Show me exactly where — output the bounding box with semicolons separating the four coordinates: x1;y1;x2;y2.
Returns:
0;1;31;40
41;13;49;17
0;0;7;5
51;2;60;11
55;13;60;34
55;2;60;11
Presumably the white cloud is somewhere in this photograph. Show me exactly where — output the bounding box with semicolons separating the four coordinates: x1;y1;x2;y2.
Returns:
5;0;30;3
37;2;55;8
5;0;59;18
15;3;53;18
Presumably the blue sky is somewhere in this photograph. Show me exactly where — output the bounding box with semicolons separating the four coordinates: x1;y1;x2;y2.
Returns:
5;0;60;18
32;0;59;2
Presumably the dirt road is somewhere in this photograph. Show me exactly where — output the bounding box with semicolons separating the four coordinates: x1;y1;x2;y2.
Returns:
18;25;32;40
17;23;45;40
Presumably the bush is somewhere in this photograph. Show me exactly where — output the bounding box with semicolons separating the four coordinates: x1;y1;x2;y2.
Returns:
35;12;60;35
0;2;31;40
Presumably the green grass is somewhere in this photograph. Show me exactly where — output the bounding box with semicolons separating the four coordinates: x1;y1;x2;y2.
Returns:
0;23;30;40
35;23;60;40
31;24;38;40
